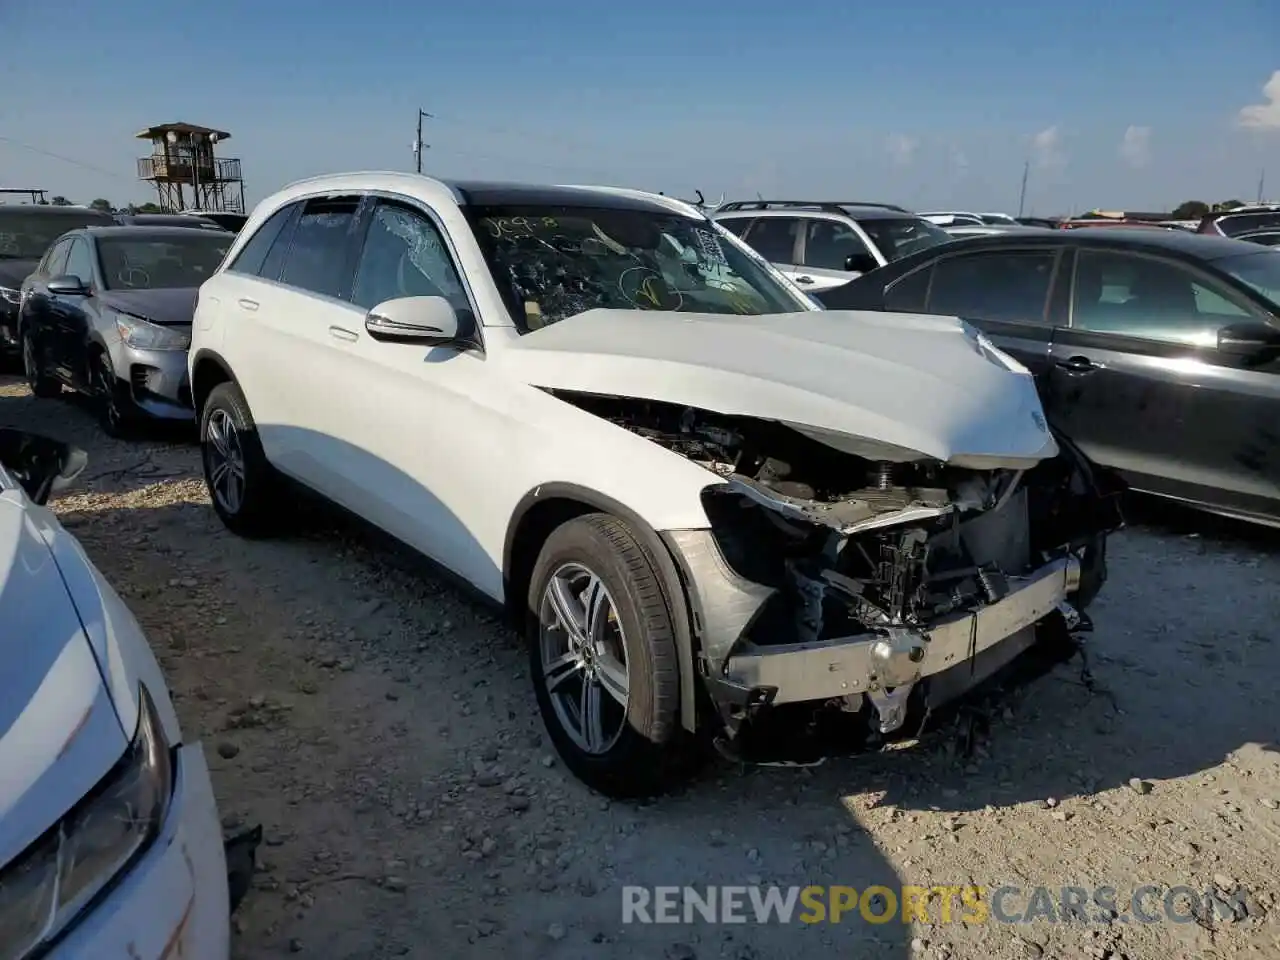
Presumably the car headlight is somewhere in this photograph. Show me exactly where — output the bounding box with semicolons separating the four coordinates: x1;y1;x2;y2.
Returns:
0;287;20;306
0;685;174;960
114;313;190;351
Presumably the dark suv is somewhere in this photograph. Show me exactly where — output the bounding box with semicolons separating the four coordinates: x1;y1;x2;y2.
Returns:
0;205;117;356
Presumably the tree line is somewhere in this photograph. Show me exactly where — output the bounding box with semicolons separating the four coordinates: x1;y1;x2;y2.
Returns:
42;196;164;213
1169;199;1256;219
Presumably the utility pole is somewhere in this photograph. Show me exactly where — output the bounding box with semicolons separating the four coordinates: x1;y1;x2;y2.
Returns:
413;109;433;174
1017;160;1030;217
1258;168;1267;204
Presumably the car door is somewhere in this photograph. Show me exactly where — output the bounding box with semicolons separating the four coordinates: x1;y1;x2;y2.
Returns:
736;217;806;286
50;237;98;388
920;247;1063;385
217;195;366;494
317;195;499;583
1047;247;1280;517
796;218;880;291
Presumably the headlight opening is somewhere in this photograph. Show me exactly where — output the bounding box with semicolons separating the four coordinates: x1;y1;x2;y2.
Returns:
0;685;175;960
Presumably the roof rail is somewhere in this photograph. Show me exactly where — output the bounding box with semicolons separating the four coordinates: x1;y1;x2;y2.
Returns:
716;199;911;215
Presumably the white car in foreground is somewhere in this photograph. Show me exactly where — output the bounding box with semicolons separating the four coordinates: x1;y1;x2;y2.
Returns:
0;430;234;958
188;173;1122;797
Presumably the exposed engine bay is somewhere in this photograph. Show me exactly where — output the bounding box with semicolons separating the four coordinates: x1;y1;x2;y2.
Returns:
552;389;1124;759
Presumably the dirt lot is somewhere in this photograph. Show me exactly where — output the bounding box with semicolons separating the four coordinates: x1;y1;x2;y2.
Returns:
4;375;1280;960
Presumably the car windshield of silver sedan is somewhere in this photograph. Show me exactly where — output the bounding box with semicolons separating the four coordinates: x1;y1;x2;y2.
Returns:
97;234;232;290
1219;251;1280;305
466;205;809;332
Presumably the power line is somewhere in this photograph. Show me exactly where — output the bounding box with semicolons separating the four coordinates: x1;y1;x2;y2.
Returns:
0;134;132;183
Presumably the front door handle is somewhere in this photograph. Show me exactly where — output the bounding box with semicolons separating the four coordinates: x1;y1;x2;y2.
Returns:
328;325;358;342
794;275;814;285
237;297;259;312
1055;355;1099;374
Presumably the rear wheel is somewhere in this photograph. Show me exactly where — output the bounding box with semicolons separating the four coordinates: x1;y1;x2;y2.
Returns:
21;328;61;399
527;513;690;797
200;381;285;537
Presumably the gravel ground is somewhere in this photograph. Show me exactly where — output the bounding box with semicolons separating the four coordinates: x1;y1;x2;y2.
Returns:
3;374;1279;960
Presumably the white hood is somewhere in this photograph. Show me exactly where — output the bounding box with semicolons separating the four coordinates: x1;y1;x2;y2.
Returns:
0;496;127;868
500;309;1057;467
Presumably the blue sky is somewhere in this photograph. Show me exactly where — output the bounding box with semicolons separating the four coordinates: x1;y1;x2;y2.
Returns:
2;0;1277;215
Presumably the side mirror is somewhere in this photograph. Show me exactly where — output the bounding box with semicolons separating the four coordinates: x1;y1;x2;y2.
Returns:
0;428;88;505
1217;321;1280;358
46;275;89;296
364;296;477;349
844;253;879;274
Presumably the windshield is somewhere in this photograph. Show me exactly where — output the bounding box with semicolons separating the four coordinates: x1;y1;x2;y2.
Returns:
0;210;114;259
857;217;953;261
466;205;810;331
97;233;232;290
1219;252;1280;305
980;214;1017;225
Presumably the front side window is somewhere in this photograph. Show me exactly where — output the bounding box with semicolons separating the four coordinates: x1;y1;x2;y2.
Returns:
279;198;360;300
0;211;114;260
97;233;232;290
39;238;72;276
351;201;468;312
858;217;952;262
741;217;801;263
802;219;873;271
884;266;933;312
63;239;95;285
1216;212;1280;237
927;250;1057;323
466;205;809;332
1217;251;1280;307
1071;250;1253;346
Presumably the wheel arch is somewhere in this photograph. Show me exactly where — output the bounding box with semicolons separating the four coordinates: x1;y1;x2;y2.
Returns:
503;482;700;732
190;348;235;416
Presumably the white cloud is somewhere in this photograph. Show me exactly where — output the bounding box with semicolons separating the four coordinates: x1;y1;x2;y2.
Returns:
885;133;918;166
1238;70;1280;130
1119;125;1151;168
1030;125;1065;168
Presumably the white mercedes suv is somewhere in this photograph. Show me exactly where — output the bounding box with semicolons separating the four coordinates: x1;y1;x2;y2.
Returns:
188;172;1122;796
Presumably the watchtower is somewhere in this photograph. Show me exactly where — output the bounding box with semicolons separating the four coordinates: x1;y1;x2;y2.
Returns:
136;122;245;214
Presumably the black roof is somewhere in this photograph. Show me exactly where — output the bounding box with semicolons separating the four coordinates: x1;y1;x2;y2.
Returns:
448;181;681;215
78;225;236;241
0;205;115;219
924;227;1259;262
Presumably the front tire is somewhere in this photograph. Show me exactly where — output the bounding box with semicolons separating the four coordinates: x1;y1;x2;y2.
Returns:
92;350;134;438
527;513;688;798
21;328;61;399
200;381;284;538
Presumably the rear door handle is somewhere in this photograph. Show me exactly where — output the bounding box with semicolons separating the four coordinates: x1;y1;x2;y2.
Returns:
328;325;358;342
237;297;259;312
794;275;814;285
1055;355;1099;374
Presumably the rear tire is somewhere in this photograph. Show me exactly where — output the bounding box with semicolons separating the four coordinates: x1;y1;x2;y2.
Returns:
21;328;61;399
527;512;690;798
200;381;285;538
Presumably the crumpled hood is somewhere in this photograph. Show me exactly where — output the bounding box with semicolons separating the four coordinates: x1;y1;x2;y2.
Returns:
499;309;1057;467
98;287;197;326
0;495;127;868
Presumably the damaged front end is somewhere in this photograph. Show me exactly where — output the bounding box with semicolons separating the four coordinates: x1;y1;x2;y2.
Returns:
558;391;1125;759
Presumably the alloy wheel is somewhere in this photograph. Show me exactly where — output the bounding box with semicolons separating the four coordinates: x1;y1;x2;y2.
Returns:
538;562;631;755
95;355;123;432
22;333;39;390
205;408;247;515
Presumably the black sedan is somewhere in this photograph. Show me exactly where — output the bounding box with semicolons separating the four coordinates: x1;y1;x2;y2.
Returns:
817;228;1280;526
0;204;117;357
18;226;231;436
